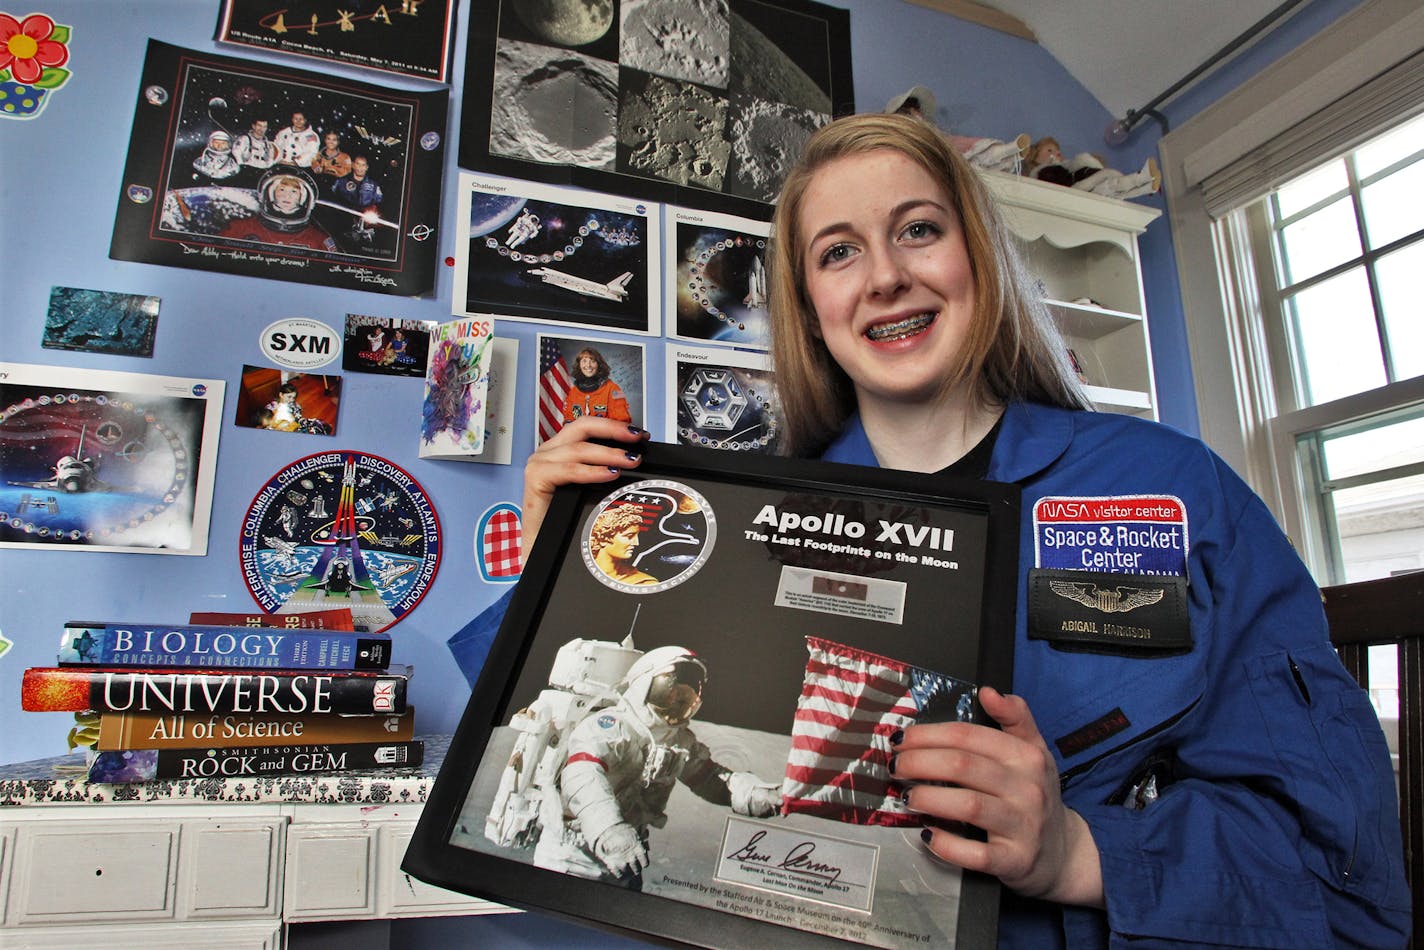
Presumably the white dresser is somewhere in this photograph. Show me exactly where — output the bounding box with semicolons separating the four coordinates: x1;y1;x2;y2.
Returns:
0;737;513;949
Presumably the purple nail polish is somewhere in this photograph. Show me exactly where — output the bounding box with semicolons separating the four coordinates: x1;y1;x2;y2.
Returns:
607;466;621;474
889;729;904;746
625;452;641;462
887;754;896;775
920;828;932;843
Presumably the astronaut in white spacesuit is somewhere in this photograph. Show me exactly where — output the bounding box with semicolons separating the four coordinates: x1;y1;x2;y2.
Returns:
192;130;239;180
532;647;780;888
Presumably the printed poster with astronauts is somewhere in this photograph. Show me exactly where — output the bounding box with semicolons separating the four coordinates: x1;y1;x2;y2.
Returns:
109;40;447;295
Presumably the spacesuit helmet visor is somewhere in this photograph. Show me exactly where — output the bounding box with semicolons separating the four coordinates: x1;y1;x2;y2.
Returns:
645;660;705;726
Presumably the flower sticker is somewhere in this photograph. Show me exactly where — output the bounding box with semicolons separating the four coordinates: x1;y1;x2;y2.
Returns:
0;12;72;119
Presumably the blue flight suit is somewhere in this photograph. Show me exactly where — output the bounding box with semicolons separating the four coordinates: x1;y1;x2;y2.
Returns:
823;401;1410;948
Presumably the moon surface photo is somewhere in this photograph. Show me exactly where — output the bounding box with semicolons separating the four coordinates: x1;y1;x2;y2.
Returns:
464;0;851;212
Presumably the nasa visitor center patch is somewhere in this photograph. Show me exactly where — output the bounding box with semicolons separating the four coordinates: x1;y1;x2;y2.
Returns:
1033;495;1188;576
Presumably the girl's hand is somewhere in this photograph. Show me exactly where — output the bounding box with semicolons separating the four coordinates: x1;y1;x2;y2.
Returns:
893;686;1104;907
521;418;649;563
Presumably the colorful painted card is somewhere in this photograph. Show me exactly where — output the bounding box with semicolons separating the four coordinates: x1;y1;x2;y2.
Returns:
421;317;495;460
453;172;660;336
215;0;460;83
0;362;223;555
234;365;341;436
239;451;441;632
110;40;447;296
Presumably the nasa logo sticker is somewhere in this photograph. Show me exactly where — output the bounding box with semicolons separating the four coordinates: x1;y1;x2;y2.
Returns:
239;451;441;632
581;479;715;594
260;318;340;370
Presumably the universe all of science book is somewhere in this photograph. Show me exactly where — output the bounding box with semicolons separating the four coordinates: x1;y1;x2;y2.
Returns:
21;666;408;715
87;740;424;783
97;706;416;750
58;621;391;670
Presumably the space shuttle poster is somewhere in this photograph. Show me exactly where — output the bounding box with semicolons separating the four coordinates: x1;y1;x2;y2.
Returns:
0;363;224;556
452;172;661;336
666;206;772;350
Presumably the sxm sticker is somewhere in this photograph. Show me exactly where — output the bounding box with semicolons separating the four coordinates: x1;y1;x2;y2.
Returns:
1033;495;1188;576
260;317;340;369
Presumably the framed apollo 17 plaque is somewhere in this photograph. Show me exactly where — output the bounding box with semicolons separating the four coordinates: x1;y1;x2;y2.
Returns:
403;441;1019;948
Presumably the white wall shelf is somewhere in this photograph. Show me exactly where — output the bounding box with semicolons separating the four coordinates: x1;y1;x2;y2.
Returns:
981;170;1162;418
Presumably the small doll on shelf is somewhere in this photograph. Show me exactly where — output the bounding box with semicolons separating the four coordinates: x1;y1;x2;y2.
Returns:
1025;136;1161;200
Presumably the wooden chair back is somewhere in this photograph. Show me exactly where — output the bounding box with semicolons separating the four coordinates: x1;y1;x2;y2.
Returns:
1323;572;1423;943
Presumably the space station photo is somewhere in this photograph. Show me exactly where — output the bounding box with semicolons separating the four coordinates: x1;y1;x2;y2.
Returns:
439;472;1009;947
667;345;781;455
0;363;223;556
109;40;448;296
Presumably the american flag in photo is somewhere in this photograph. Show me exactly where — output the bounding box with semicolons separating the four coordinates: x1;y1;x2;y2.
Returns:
537;337;574;444
781;636;978;826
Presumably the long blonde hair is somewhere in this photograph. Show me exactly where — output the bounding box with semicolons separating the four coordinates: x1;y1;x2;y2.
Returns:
768;113;1089;457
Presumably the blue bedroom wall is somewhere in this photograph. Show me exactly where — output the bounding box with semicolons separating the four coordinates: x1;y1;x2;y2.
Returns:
0;0;1359;768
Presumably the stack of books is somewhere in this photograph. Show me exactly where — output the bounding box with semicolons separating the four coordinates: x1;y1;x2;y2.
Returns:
19;610;420;784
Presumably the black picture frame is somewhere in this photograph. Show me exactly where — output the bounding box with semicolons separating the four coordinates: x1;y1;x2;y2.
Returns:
404;442;1019;948
110;40;448;297
215;0;460;83
457;0;854;220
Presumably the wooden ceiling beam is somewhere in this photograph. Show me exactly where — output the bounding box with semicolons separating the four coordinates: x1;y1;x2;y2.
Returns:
901;0;1038;42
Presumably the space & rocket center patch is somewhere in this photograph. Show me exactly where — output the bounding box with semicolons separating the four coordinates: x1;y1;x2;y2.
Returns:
1033;495;1188;576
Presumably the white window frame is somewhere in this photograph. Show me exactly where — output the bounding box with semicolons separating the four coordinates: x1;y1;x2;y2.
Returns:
1157;0;1424;541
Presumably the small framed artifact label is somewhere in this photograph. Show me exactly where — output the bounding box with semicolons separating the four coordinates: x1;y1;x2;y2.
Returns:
404;442;1019;948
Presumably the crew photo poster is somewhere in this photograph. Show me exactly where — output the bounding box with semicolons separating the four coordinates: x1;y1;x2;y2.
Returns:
110;40;448;296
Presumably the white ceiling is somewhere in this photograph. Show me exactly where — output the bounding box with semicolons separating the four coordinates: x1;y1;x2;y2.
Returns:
972;0;1302;118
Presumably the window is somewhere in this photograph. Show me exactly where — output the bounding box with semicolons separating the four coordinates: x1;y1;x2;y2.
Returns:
1237;115;1424;720
1159;0;1424;736
1265;113;1424;409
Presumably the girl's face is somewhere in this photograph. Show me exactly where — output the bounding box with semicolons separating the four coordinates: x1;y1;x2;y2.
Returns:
579;355;598;377
279;390;296;404
798;148;977;410
272;182;303;213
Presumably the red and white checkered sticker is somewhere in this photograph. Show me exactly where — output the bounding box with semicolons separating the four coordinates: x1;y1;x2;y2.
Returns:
477;502;522;582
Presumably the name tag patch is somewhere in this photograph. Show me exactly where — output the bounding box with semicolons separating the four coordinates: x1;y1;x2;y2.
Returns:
1029;568;1192;652
1034;495;1188;576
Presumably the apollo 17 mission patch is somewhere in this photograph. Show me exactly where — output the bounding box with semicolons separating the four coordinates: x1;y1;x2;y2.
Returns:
580;478;715;594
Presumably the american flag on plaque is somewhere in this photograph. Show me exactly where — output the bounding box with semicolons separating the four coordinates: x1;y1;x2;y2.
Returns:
781;636;980;826
537;336;574;445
